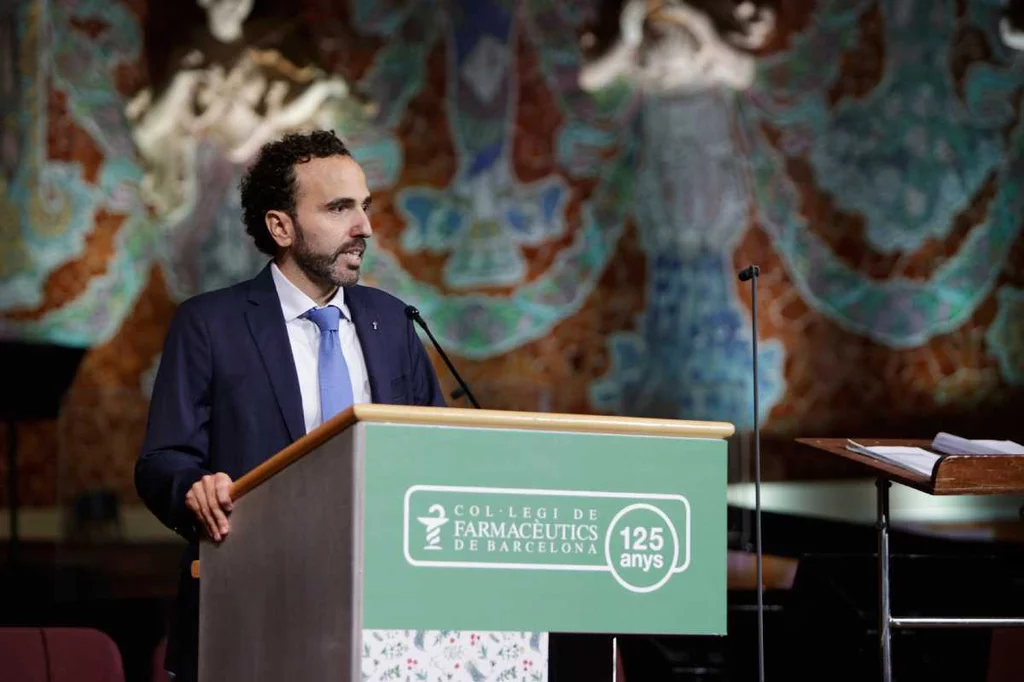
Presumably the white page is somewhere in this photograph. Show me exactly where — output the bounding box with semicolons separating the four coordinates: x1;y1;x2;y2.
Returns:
971;440;1024;455
933;432;1024;456
846;441;942;477
932;432;1000;455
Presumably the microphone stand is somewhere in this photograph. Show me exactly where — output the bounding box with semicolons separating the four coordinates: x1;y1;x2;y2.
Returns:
738;264;765;682
404;306;481;409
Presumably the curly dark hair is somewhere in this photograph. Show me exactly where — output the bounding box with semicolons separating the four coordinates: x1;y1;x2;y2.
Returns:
239;130;352;256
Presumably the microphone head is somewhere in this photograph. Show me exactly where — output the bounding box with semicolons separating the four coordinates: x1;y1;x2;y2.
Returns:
738;265;760;282
404;305;420;319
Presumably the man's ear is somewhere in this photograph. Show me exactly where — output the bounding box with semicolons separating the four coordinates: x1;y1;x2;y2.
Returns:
265;210;295;249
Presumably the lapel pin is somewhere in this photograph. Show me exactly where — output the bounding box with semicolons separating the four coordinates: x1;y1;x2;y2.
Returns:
372;321;379;330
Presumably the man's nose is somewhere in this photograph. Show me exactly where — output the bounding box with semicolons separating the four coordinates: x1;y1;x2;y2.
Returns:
353;210;373;238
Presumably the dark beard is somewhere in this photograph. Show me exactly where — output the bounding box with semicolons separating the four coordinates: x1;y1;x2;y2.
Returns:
292;220;364;288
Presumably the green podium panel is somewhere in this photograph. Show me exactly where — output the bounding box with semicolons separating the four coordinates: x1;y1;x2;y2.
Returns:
362;423;727;635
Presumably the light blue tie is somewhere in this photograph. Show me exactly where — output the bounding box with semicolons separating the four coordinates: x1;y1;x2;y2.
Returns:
303;306;354;422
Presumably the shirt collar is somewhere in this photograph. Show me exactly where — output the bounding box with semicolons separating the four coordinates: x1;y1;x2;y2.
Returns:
270;262;347;322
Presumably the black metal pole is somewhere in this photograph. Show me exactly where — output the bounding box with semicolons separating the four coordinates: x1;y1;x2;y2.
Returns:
877;478;892;682
751;272;764;682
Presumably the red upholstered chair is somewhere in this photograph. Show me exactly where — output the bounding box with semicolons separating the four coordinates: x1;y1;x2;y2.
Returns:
0;628;48;682
0;627;124;682
44;628;124;682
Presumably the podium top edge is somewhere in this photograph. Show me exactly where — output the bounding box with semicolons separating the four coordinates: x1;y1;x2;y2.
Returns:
229;405;734;501
341;404;736;439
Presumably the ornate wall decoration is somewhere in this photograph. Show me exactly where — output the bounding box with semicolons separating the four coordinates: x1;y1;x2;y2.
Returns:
739;0;1024;348
355;0;642;360
576;1;784;426
1;0;1023;507
128;0;386;301
1002;0;1024;49
590;92;785;426
0;0;147;345
987;286;1024;385
578;0;775;93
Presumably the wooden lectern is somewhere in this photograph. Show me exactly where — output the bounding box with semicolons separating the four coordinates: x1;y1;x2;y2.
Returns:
798;438;1024;682
197;404;734;681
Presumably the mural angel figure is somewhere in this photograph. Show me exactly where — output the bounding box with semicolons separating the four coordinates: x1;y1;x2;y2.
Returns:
126;0;371;222
578;0;775;93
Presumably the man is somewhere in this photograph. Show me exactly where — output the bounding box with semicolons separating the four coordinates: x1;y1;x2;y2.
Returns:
135;130;447;680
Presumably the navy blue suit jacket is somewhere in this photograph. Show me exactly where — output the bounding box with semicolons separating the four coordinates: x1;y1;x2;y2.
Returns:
135;264;446;678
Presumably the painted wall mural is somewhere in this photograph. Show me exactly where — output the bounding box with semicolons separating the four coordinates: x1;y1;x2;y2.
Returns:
1;0;1023;509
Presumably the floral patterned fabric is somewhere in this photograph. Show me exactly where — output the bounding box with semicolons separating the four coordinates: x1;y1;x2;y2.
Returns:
362;630;547;682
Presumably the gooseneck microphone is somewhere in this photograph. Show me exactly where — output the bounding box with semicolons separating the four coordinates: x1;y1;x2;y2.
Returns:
738;264;765;682
738;265;760;282
404;305;481;409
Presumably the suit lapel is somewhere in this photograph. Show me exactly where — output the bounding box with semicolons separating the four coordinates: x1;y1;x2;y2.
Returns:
345;286;385;403
245;265;305;441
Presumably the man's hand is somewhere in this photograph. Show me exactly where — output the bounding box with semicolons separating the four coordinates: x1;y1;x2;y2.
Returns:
185;473;233;542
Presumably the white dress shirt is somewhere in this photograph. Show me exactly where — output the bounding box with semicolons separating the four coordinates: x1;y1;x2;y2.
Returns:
271;263;371;433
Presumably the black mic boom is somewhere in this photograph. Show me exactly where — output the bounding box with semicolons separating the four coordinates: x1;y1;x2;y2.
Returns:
737;264;766;682
404;305;481;409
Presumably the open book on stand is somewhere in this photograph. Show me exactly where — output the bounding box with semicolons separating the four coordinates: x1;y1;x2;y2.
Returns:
930;432;1024;456
845;433;1024;478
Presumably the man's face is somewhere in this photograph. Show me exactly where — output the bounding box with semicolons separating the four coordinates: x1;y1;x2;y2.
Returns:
289;155;372;288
